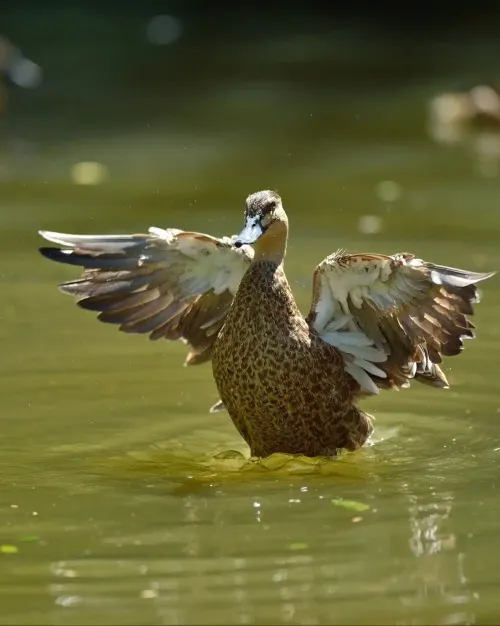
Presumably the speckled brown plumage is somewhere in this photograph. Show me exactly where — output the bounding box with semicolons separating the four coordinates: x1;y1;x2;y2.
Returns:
211;259;372;457
38;189;494;459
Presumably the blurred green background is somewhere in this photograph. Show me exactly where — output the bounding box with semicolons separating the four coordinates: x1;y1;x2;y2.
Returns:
1;3;500;625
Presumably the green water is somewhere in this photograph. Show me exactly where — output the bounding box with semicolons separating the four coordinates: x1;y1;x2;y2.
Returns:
1;36;500;624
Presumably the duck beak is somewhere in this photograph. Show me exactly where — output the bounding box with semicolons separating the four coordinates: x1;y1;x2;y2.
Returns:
234;216;263;248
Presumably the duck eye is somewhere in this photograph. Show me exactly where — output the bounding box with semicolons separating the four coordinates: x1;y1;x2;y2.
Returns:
264;200;276;214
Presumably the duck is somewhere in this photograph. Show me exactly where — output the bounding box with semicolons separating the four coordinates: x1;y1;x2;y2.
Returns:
38;190;495;458
428;84;500;149
429;84;500;130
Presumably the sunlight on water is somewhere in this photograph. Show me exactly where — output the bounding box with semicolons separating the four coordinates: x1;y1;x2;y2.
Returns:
98;424;401;486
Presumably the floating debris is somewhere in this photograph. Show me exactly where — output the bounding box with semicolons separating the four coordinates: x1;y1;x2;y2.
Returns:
331;498;370;512
18;535;39;543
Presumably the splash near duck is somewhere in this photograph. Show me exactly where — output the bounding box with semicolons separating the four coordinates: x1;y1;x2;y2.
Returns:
38;190;494;458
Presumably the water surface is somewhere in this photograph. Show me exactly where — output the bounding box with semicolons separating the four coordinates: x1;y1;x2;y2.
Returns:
1;31;500;625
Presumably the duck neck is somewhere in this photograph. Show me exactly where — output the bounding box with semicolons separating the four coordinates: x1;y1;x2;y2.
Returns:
253;220;288;265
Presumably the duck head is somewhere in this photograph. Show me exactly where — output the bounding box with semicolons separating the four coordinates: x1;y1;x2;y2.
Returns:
234;190;288;262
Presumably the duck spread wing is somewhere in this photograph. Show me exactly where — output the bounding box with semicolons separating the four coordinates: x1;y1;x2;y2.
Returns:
307;251;494;395
39;228;253;365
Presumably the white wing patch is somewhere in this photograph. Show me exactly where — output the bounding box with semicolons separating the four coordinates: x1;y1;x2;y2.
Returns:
310;255;396;394
308;251;494;395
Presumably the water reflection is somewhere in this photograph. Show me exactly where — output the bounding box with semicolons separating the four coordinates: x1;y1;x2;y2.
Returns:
401;487;478;626
407;491;455;558
44;471;491;626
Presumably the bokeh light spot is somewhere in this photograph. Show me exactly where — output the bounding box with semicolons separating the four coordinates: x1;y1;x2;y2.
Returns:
146;15;183;46
70;162;109;185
